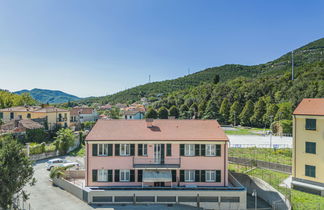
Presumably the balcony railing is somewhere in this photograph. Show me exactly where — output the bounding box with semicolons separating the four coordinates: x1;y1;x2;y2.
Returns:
133;157;180;168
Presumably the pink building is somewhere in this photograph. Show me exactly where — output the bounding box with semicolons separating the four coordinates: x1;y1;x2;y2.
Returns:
85;119;229;188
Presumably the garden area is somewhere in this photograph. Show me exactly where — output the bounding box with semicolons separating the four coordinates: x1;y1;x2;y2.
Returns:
228;147;292;165
229;163;324;209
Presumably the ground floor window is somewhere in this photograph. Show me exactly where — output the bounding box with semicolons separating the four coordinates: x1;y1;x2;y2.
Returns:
98;169;108;181
206;170;216;182
185;170;195;182
305;165;316;178
120;170;130;182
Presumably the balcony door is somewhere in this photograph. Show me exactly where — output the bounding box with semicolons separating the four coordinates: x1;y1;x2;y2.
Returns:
154;144;165;164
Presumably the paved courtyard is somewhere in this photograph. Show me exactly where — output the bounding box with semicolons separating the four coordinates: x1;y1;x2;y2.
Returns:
24;157;200;210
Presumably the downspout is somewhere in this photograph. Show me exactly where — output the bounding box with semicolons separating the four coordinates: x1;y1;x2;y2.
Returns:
224;141;226;187
86;141;89;186
293;115;296;178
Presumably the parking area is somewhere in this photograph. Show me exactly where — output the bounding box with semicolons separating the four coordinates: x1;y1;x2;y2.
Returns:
228;135;292;148
24;156;199;210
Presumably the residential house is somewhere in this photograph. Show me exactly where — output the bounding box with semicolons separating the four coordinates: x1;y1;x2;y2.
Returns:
70;107;98;124
122;109;145;120
84;119;246;209
292;98;324;196
0;119;44;134
0;105;70;130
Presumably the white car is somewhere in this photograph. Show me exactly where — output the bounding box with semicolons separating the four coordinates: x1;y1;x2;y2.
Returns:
61;162;80;169
46;158;68;170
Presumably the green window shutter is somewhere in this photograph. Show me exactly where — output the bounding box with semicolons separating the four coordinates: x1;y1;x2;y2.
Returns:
130;144;135;156
92;144;98;156
216;145;221;156
115;170;120;182
306;142;316;154
200;170;205;182
108;144;113;156
138;170;143;182
167;144;172;156
195;144;200;156
200;144;206;156
107;170;113;182
180;144;185;156
92;170;97;182
130;170;135;182
115;144;120;156
172;170;177;182
216;170;221;182
195;170;200;182
180;170;185;182
138;144;143;156
306;119;316;130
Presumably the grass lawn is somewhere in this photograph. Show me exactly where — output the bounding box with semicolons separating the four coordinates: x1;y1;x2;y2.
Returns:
224;127;270;135
229;147;292;165
69;144;85;157
229;164;324;209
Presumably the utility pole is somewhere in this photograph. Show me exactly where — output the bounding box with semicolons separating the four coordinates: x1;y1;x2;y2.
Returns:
148;75;151;83
188;68;190;75
291;50;294;81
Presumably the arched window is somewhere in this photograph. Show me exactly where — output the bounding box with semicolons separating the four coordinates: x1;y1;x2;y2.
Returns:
27;113;31;118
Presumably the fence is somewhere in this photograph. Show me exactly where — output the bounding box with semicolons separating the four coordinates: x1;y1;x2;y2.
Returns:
229;157;292;174
230;144;291;149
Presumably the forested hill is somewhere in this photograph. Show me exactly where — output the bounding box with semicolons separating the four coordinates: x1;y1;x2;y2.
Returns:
79;37;324;105
15;88;81;104
0;90;36;109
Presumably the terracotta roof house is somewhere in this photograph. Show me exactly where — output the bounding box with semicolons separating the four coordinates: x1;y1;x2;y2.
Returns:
292;98;324;196
70;107;98;124
0;119;44;133
0;105;70;130
84;119;246;209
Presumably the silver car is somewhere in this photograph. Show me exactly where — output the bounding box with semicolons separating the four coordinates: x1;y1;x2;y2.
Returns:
46;158;68;170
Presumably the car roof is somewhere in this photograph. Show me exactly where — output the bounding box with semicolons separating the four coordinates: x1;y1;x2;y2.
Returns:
48;158;63;162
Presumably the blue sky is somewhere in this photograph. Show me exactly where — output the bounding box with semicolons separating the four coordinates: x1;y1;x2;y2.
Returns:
0;0;323;97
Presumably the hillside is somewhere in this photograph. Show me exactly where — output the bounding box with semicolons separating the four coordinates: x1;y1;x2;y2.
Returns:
80;38;324;105
15;88;81;104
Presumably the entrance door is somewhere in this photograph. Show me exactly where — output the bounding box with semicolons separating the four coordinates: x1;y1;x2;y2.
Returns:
154;144;165;164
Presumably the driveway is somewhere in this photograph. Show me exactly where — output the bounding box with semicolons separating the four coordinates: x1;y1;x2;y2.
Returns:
25;156;199;210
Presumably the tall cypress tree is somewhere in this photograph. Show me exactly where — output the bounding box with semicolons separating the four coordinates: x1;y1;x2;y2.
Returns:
239;100;254;126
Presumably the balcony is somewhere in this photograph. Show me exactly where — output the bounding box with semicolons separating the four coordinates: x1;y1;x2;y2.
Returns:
133;157;180;169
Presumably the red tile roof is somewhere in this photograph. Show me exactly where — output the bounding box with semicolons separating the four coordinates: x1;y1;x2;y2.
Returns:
293;98;324;116
86;119;228;141
71;107;94;115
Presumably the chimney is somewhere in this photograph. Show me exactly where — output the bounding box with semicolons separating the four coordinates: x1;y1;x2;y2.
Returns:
146;118;154;128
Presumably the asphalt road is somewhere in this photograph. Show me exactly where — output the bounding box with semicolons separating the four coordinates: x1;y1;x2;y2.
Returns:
25;156;199;210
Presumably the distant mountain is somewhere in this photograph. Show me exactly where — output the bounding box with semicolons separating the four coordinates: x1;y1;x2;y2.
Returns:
79;37;324;105
15;88;81;104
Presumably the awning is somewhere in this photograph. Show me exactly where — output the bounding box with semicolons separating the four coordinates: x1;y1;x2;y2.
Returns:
143;170;172;182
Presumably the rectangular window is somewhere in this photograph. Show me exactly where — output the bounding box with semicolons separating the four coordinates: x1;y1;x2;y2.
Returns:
98;144;108;156
120;144;130;156
0;112;3;119
305;142;316;154
206;144;216;156
138;144;147;156
184;170;195;182
10;112;14;120
206;170;216;182
305;165;316;178
185;144;195;156
120;170;130;182
306;119;316;130
216;170;221;182
97;169;108;181
166;144;172;156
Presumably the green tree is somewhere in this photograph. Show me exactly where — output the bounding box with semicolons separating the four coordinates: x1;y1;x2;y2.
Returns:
239;100;254;126
24;128;48;144
169;105;179;118
108;107;121;119
158;106;168;119
275;102;293;121
229;101;240;126
250;98;267;127
263;104;278;126
213;74;220;84
219;98;230;123
145;108;158;119
198;102;207;118
54;128;75;155
49;165;74;179
189;103;198;119
203;100;218;119
0;135;35;209
179;104;190;119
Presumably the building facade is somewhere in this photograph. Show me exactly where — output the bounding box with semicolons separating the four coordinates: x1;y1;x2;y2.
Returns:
292;98;324;195
70;107;98;124
85;119;228;187
0;105;70;130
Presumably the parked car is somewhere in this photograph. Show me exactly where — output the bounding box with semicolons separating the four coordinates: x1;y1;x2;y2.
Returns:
61;162;80;169
46;158;68;170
